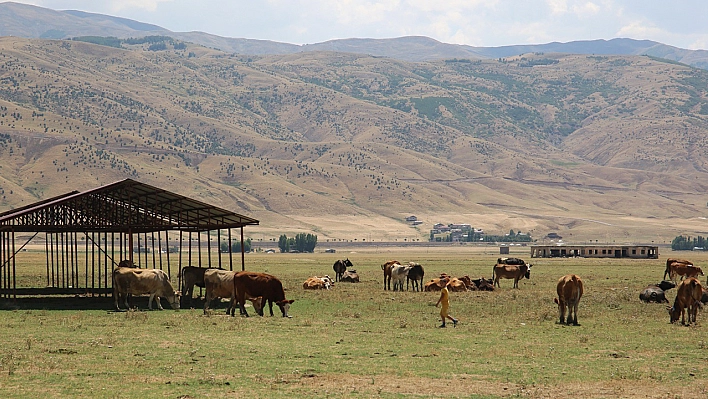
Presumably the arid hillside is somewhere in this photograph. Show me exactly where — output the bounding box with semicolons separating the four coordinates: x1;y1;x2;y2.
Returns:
0;37;707;244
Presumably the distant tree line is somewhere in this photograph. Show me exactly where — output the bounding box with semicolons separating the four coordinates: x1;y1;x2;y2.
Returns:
278;233;317;253
220;238;252;253
671;235;707;250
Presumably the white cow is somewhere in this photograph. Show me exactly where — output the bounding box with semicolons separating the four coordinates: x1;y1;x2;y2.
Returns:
391;264;412;291
113;268;180;310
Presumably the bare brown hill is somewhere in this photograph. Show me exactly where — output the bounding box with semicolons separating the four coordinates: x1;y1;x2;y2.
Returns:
0;37;707;244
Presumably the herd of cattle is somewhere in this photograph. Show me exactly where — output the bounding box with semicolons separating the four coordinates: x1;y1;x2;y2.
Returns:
111;255;708;326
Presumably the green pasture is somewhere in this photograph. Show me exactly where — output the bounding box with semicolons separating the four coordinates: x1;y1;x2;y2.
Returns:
1;247;708;398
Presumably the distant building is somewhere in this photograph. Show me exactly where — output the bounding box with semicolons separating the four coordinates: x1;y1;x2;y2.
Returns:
546;232;562;240
405;215;418;222
530;245;658;259
412;220;423;226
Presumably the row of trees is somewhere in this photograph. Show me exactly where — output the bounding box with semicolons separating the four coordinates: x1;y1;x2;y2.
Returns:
278;233;318;253
671;235;707;250
219;239;252;253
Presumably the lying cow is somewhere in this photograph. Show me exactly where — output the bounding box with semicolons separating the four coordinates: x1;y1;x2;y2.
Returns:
113;268;180;311
303;276;333;290
668;277;703;325
639;281;676;303
203;269;263;316
181;266;225;306
446;277;468;292
233;271;294;317
424;274;452;292
664;258;692;280
554;274;583;325
492;263;531;288
341;270;360;283
498;257;527;266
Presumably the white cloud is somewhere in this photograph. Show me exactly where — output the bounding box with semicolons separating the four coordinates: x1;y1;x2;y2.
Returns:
107;0;175;12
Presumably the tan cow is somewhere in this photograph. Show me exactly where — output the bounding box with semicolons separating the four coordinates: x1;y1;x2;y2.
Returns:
181;266;224;306
669;277;703;325
446;278;468;292
668;262;704;282
303;276;333;290
424;274;451;292
554;274;583;325
492;263;531;288
113;268;180;311
664;258;692;280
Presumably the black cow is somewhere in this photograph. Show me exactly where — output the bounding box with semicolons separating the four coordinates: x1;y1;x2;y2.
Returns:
333;258;354;282
406;263;425;291
639;281;676;303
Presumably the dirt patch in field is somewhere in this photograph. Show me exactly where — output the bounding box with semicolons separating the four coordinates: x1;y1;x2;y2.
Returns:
288;373;708;398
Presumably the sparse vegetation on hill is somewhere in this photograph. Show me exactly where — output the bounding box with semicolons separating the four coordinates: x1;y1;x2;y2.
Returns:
0;37;708;243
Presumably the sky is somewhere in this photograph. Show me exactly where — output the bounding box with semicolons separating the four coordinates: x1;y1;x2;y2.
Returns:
9;0;708;50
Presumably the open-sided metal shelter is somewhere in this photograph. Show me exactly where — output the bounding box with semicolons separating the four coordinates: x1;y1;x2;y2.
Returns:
0;179;259;298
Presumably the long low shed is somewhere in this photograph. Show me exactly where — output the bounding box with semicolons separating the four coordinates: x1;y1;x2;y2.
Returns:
530;245;658;259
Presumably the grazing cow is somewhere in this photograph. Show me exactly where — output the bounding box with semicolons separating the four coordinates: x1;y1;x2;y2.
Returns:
391;263;412;291
203;269;264;316
233;271;294;317
332;259;354;282
668;262;704;282
701;288;708;305
303;276;333;290
113;268;180;311
181;266;224;306
381;260;400;290
639;281;676;303
341;269;360;283
664;258;692;280
492;263;531;288
554;274;583;325
406;262;425;292
668;277;703;325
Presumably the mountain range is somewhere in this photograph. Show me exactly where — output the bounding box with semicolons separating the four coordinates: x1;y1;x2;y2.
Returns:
0;2;707;245
1;2;707;69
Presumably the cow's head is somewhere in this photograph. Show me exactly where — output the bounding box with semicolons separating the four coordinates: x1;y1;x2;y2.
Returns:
667;305;681;323
249;296;264;316
169;291;181;310
523;264;532;279
657;280;676;291
344;258;354;267
277;299;295;318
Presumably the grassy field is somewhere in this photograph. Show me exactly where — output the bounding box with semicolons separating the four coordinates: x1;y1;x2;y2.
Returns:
1;247;708;398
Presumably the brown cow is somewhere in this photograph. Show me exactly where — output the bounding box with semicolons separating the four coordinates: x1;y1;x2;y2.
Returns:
203;269;264;316
668;262;704;282
664;258;692;280
113;268;180;311
492;263;531;288
381;260;400;290
233;271;294;317
668;277;703;325
424;274;451;292
554;274;583;325
446;278;468;292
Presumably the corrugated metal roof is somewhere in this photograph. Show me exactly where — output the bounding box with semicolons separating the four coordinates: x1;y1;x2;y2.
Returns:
0;179;259;233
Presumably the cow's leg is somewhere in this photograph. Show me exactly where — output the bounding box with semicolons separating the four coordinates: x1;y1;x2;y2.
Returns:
123;293;130;310
558;301;566;324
